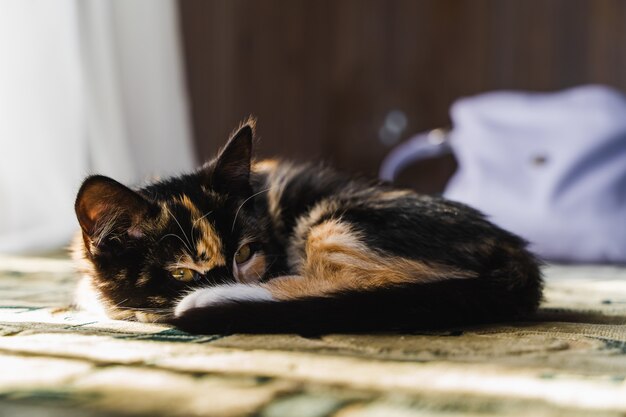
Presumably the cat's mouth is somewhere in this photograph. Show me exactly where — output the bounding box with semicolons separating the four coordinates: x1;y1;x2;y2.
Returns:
132;310;172;323
105;305;174;323
74;276;176;324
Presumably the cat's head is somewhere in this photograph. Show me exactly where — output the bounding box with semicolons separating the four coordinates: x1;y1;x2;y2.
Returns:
73;122;271;322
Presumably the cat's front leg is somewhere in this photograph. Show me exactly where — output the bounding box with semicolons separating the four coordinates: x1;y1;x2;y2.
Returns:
173;274;304;316
174;283;276;317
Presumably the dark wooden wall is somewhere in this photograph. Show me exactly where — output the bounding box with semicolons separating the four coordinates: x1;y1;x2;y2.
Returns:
178;0;626;191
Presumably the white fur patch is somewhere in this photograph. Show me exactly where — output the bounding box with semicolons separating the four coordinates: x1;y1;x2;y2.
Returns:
174;284;274;317
73;276;109;318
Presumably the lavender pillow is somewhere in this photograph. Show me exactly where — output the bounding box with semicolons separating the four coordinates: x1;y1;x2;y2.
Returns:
381;85;626;264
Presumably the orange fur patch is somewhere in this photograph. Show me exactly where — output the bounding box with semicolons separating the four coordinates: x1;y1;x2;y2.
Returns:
252;159;279;174
171;195;226;268
267;219;475;300
376;189;412;200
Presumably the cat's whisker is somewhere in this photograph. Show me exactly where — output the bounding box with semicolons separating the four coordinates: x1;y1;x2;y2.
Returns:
193;210;213;226
111;298;129;309
165;205;195;252
114;307;171;312
109;298;169;317
93;212;123;247
231;187;271;232
265;258;279;274
191;210;214;249
190;219;197;249
172;254;181;267
159;234;193;254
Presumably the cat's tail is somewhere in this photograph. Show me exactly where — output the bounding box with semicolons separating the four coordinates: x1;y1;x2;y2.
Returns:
170;260;543;335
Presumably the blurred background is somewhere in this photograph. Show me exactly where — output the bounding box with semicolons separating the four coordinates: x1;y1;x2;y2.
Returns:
1;0;626;256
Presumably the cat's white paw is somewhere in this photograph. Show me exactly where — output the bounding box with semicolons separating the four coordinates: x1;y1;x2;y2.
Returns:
174;284;274;317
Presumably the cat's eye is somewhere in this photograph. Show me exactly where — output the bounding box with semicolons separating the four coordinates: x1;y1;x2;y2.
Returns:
235;243;253;264
170;268;194;282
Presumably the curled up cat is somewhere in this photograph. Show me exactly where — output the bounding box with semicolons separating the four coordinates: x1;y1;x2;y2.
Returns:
72;120;543;334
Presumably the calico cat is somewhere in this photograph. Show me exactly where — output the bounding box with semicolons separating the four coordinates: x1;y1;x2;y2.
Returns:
73;120;543;334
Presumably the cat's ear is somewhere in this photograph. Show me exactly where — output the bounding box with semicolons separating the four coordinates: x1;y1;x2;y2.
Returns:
211;121;254;195
75;175;152;245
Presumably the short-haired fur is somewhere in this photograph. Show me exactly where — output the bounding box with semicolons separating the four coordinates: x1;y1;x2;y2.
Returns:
73;121;543;333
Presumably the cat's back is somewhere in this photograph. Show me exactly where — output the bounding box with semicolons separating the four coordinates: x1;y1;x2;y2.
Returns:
251;159;360;232
248;158;542;327
250;158;487;242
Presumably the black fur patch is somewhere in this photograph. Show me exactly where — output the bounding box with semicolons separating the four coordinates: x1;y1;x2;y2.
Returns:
74;122;543;331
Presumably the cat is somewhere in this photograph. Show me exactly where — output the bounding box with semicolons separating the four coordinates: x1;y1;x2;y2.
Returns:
73;119;543;334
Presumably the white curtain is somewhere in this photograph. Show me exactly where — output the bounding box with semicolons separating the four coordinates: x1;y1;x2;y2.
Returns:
0;0;195;254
